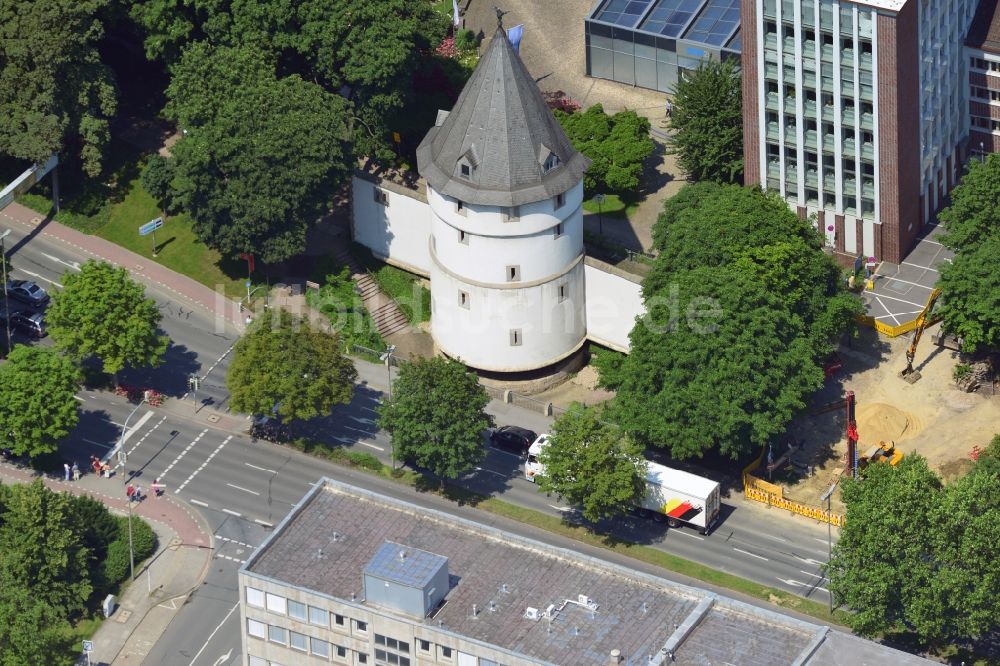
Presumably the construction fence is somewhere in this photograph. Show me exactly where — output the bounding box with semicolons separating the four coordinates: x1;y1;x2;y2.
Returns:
741;449;846;527
855;313;942;338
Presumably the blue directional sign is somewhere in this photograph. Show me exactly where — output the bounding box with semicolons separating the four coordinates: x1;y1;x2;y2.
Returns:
139;217;164;236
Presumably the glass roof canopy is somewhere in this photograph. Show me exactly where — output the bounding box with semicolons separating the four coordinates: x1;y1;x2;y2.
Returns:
591;0;741;51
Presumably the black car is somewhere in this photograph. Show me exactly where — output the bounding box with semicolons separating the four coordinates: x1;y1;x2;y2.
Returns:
9;311;46;338
490;425;537;456
6;280;49;308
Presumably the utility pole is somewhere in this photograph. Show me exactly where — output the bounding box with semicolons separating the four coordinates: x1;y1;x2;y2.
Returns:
379;345;397;469
820;481;839;615
117;391;149;582
594;193;605;236
0;229;12;353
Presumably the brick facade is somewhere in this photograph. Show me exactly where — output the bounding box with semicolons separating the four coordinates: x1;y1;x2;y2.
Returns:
876;4;921;264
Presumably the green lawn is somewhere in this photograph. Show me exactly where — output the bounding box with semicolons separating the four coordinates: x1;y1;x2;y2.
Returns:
96;179;246;298
349;243;431;325
582;193;641;220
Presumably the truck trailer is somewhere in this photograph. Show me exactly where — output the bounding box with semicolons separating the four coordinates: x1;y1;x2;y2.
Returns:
526;438;721;534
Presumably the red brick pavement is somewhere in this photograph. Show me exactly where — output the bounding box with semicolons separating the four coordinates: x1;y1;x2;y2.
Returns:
0;202;242;329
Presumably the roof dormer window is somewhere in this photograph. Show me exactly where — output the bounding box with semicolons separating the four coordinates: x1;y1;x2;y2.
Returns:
456;147;479;181
543;153;561;174
460;163;471;178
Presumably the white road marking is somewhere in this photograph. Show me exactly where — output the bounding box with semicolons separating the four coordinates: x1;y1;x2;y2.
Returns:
222;508;242;517
359;441;385;452
874;297;902;325
901;261;938;273
548;504;572;512
215;535;256;549
126;415;166;458
16;269;63;288
794;556;826;566
801;569;828;580
160;429;207;480
121;411;154;446
40;252;80;271
226;483;260;496
74;396;85;402
187;602;239;666
756;533;790;544
672;530;705;541
175;435;232;493
875;275;935;290
868;292;927;308
474;466;507;478
214;553;247;565
733;547;769;561
254;519;273;528
777;577;831;594
245;462;277;474
189;499;209;508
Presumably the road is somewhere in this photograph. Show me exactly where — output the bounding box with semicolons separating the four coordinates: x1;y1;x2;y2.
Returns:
1;217;838;665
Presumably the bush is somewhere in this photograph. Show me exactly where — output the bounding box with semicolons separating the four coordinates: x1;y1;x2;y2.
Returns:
101;539;131;586
101;517;158;588
590;346;627;391
345;451;383;472
306;267;384;350
455;29;479;52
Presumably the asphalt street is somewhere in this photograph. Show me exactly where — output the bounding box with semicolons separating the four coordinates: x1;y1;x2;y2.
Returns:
2;218;838;665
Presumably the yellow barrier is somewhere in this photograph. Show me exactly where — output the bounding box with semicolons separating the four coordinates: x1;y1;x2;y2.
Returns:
745;485;846;527
856;313;943;338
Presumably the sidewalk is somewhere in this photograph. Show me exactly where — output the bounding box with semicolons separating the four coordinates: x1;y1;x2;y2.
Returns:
0;462;213;666
0;202;243;329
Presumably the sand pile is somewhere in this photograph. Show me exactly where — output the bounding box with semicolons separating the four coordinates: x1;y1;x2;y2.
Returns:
856;403;922;443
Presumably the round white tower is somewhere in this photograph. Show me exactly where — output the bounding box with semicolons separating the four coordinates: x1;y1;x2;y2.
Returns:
416;27;591;373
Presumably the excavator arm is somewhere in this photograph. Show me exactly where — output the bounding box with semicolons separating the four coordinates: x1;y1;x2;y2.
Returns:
901;288;942;379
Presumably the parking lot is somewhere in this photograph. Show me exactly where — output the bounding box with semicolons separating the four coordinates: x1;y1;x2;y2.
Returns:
863;224;953;326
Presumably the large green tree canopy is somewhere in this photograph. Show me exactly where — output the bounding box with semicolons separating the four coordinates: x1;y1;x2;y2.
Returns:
167;43;352;262
131;0;447;162
609;183;860;459
0;0;117;177
377;357;493;479
0;347;80;459
667;59;743;183
226;308;357;422
554;104;654;195
935;154;1000;351
46;260;168;377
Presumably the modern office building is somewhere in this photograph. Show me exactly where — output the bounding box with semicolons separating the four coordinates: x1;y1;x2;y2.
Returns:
967;0;1000;155
742;0;978;264
239;477;936;666
585;0;742;92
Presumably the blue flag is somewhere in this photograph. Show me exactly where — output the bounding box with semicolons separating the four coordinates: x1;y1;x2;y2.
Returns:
507;24;524;53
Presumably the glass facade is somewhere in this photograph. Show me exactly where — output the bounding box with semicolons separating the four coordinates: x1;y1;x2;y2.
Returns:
586;0;741;92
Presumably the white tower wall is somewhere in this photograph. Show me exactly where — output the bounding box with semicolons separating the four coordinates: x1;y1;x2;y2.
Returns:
428;181;587;372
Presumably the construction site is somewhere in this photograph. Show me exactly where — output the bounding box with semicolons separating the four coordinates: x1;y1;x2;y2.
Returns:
745;314;999;517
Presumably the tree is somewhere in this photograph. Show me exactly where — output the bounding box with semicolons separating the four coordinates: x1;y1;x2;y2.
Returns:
555;104;654;195
141;155;176;216
0;0;117;177
227;309;357;422
935;155;1000;352
0;347;80;459
611;183;861;459
667;59;743;183
377;357;493;479
167;44;352;263
828;453;1000;645
131;0;448;163
535;406;647;523
46;260;168;378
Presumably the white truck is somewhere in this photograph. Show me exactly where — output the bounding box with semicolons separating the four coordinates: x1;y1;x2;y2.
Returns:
525;436;720;534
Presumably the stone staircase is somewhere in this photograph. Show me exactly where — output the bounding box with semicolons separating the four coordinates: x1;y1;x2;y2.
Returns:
331;247;411;338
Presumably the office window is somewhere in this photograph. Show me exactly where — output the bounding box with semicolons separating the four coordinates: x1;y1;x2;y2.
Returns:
312;637;331;658
266;593;287;615
417;640;431;653
290;631;308;652
335;614;346;627
288;599;306;621
459;229;469;245
246;587;264;608
458;290;470;309
336;645;348;658
510;329;522;346
373;187;389;206
506;265;520;282
358;655;369;665
439;646;454;660
355;620;368;633
558;284;567;303
247;619;266;639
309;606;328;627
765;20;776;34
268;625;288;645
555;192;565;209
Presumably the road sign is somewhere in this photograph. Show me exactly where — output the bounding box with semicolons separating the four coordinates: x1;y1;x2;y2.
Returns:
245;280;252;288
139;217;164;236
82;640;93;651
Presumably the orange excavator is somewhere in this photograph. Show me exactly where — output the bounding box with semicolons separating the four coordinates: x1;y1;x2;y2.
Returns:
899;288;943;384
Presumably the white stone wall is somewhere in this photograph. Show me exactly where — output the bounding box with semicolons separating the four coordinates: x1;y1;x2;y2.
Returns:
351;177;432;276
583;261;645;353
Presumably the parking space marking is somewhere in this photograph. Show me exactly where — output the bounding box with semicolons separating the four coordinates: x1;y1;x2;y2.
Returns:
901;261;938;273
359;441;385;451
875;298;901;325
874;275;935;290
865;292;927;308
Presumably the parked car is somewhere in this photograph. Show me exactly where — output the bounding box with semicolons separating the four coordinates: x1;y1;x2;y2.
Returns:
490;425;537;456
9;311;46;338
5;279;49;308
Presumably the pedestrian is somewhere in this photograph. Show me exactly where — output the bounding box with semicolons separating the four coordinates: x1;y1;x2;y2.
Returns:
72;462;80;481
665;99;673;118
127;483;135;501
152;478;163;497
133;485;142;502
64;462;71;481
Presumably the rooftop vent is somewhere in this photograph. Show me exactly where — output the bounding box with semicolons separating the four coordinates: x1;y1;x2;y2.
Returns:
363;540;449;618
525;607;540;621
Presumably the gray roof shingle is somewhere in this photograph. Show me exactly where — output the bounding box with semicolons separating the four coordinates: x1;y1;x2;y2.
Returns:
416;27;590;207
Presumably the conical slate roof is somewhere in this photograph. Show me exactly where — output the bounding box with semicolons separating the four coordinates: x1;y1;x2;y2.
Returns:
416;27;590;207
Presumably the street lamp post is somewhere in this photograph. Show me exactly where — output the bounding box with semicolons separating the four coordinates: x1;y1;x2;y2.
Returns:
379;345;397;469
820;481;839;614
0;229;12;354
594;193;606;236
116;392;149;582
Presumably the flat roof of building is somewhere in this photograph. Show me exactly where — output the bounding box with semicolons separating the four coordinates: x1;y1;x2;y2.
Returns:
244;479;935;666
969;0;1000;53
588;0;741;51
